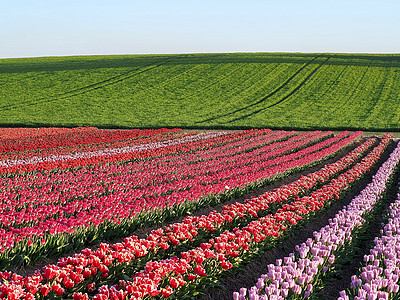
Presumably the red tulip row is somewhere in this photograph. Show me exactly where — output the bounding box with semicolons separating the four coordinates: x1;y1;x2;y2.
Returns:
0;131;372;299
85;135;391;300
0;131;345;251
0;127;96;140
0;128;182;154
0;130;190;162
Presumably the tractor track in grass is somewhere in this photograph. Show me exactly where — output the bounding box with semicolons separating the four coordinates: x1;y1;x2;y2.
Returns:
328;62;372;118
225;56;332;124
360;68;390;121
13;137;362;278
0;58;174;111
195;55;323;124
200;138;394;300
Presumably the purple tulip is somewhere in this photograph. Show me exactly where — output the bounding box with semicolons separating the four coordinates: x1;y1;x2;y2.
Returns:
256;278;265;290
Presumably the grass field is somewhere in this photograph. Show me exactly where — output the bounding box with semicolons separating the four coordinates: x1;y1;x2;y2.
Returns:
1;52;400;130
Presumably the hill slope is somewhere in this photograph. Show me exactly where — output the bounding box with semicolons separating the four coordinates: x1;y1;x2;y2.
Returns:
0;53;399;130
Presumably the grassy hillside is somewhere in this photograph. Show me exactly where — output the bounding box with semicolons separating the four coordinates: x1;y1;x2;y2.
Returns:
0;52;399;130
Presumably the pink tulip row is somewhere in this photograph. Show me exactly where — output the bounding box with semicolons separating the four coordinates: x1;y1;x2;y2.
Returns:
0;131;368;299
82;135;390;300
234;135;397;300
0;131;338;250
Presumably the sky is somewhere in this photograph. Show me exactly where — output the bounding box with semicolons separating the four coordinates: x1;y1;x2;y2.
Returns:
1;0;399;59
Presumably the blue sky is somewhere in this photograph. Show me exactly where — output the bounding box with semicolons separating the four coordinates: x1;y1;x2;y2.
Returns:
1;0;399;58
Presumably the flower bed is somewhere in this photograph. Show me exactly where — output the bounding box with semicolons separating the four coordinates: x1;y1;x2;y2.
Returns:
72;136;390;299
0;129;368;299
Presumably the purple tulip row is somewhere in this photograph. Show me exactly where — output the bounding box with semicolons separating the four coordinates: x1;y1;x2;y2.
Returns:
234;141;400;300
339;180;400;299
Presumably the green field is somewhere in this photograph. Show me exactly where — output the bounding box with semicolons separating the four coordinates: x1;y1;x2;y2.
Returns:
1;52;400;130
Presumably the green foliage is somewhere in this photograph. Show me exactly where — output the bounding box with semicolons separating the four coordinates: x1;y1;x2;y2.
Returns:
0;53;400;130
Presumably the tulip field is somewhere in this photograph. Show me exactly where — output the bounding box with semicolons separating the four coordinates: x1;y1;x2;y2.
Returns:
1;127;400;299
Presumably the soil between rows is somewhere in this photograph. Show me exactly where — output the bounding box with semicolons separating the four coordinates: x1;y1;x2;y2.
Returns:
14;138;364;278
